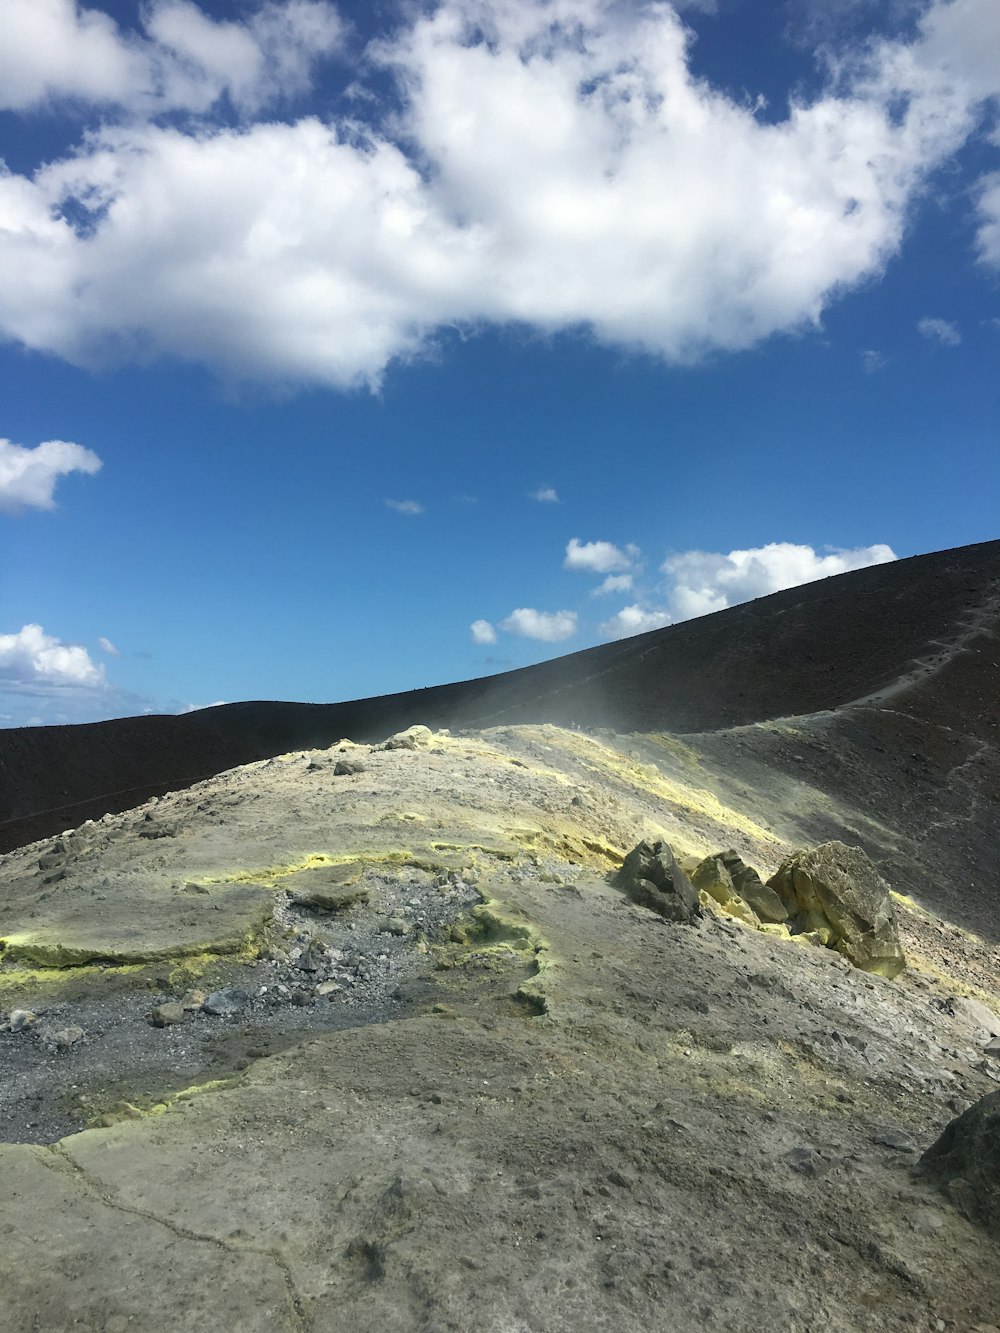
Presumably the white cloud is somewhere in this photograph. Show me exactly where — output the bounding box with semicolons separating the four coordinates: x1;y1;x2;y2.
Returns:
529;484;559;503
861;348;887;373
180;699;227;713
599;604;672;640
0;0;146;111
0;437;102;513
592;573;633;597
385;498;423;515
917;317;961;345
662;542;897;621
500;607;578;642
977;172;1000;266
98;635;121;657
470;618;497;644
0;0;997;387
0;0;344;115
564;538;637;575
0;623;107;689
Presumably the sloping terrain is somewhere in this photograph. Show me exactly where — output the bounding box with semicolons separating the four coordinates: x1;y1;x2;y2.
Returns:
1;539;999;1330
1;723;1000;1330
3;539;998;852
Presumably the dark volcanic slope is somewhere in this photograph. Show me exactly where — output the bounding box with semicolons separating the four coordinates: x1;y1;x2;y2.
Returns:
2;539;999;854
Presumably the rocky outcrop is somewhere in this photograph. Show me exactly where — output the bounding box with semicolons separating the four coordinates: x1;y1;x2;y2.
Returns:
382;725;435;751
918;1091;1000;1234
767;842;905;977
614;841;702;924
690;856;759;927
716;850;788;924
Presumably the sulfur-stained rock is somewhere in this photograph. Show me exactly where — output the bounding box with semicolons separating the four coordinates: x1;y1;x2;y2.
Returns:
691;856;760;927
286;862;369;912
382;725;434;751
918;1090;1000;1235
767;841;905;977
614;840;702;924
717;849;788;924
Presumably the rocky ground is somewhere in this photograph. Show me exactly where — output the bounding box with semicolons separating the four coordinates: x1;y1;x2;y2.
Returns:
1;723;999;1331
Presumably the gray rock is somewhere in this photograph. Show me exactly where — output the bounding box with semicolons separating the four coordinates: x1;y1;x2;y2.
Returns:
872;1128;915;1151
7;1009;38;1032
767;842;905;977
614;840;702;925
202;987;250;1016
909;1207;945;1234
39;1024;85;1053
150;1002;186;1028
943;996;1000;1042
296;945;327;972
334;759;365;776
918;1090;1000;1234
380;918;410;936
783;1145;828;1177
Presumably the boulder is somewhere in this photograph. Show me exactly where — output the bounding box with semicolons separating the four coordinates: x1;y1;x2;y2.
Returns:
717;850;788;924
38;1024;85;1053
150;1002;186;1028
6;1009;38;1032
614;841;702;924
690;857;760;928
334;758;365;776
382;725;434;751
202;988;250;1017
767;842;905;977
918;1090;1000;1234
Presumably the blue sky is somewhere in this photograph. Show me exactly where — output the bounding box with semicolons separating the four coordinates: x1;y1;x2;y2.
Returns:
1;0;998;726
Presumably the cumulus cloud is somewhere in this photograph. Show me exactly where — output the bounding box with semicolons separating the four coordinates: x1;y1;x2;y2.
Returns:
564;538;637;575
385;498;423;515
529;484;559;503
599;604;672;640
470;618;497;644
592;573;633;597
0;0;998;387
0;623;107;690
662;542;897;620
0;437;102;513
500;608;578;642
917;317;962;345
0;0;343;115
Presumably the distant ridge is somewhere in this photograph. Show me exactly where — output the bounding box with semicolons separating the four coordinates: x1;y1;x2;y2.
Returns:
2;539;998;853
